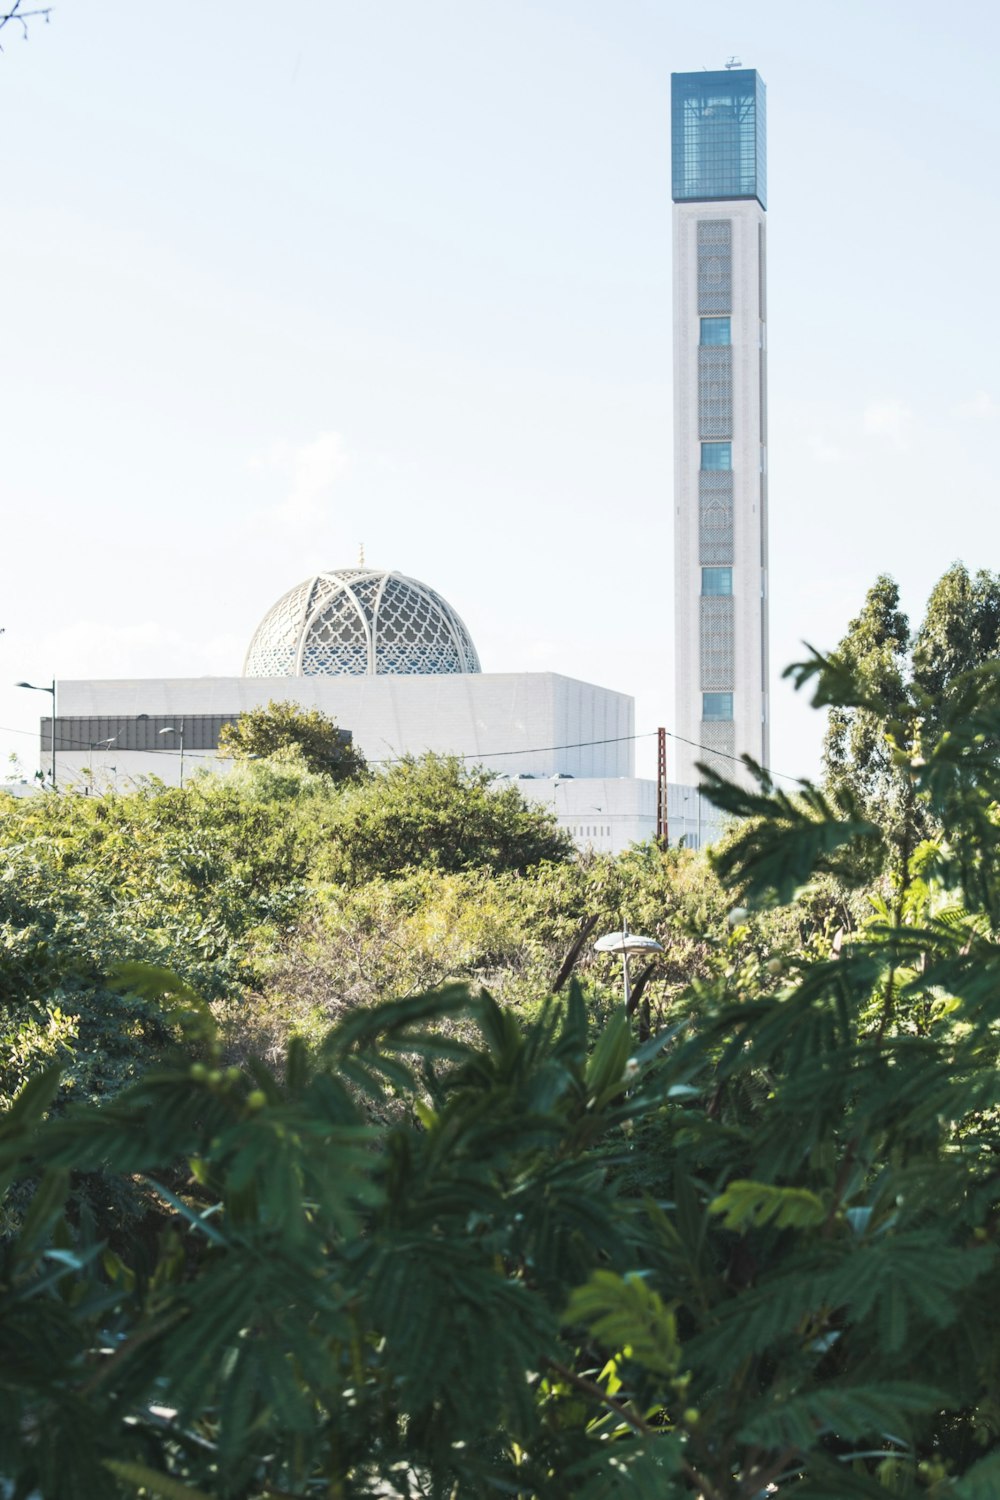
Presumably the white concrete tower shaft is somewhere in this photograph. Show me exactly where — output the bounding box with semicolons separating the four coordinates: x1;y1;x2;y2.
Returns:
670;69;769;787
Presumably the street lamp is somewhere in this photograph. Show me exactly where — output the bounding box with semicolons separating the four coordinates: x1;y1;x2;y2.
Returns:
594;923;664;1009
88;735;119;792
158;724;185;788
15;679;56;789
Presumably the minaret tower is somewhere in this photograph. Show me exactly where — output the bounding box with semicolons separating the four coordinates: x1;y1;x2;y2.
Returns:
671;66;769;787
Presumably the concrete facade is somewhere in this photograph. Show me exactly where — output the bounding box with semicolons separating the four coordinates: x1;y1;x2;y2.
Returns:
51;671;634;786
512;775;724;854
37;672;727;853
671;70;770;787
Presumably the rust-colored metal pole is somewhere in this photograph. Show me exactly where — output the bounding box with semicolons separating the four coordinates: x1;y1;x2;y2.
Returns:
656;727;668;848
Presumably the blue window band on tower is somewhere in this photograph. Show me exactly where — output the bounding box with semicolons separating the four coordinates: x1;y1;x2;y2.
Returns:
701;567;733;596
702;692;734;721
700;317;731;346
701;442;732;471
671;69;766;209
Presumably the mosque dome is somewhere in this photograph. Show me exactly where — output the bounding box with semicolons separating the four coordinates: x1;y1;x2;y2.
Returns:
243;568;482;678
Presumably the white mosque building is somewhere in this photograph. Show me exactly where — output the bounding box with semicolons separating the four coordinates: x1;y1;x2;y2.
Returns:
38;565;722;853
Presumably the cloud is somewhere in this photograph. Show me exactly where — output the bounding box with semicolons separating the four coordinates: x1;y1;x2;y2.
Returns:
862;398;915;450
251;432;350;526
862;398;915;451
30;620;242;679
954;391;999;421
807;435;845;465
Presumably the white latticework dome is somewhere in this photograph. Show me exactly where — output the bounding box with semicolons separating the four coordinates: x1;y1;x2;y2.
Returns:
243;569;482;678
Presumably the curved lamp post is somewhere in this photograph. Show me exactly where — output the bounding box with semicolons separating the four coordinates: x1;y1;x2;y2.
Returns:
594;924;664;1009
16;679;56;789
158;724;185;788
88;735;119;791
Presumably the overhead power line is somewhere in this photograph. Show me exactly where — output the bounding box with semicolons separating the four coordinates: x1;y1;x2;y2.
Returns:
0;719;808;786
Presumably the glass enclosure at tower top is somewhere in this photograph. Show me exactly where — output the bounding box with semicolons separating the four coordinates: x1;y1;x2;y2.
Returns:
671;69;766;209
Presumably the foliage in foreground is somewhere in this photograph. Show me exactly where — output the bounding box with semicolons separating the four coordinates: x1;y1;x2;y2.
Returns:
1;984;685;1499
7;654;1000;1493
0;751;576;1110
231;843;740;1064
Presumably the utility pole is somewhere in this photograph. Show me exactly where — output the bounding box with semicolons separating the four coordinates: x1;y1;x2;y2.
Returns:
656;727;669;848
16;679;56;788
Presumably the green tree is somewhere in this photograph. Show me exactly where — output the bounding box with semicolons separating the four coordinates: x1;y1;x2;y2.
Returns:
911;563;1000;712
822;562;1000;865
0;764;332;1110
616;650;1000;1495
224;842;741;1064
0;984;688;1499
12;642;1000;1495
314;752;573;883
823;573;910;809
14;650;1000;1493
217;699;367;783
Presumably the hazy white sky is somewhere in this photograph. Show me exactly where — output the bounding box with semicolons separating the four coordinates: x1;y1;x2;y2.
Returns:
2;0;999;782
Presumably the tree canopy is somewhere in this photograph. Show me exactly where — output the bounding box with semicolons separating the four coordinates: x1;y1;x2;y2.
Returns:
7;651;1000;1493
11;597;1000;1493
217;699;367;782
314;753;574;882
822;562;1000;863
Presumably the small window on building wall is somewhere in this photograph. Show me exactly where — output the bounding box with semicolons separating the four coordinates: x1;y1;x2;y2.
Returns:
700;317;731;345
702;692;734;721
701;567;733;596
701;442;731;471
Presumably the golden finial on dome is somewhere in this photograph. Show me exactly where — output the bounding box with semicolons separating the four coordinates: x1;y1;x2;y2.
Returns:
358;542;365;566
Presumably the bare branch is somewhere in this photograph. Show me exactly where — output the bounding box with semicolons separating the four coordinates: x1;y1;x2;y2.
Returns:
0;2;52;48
543;1357;724;1500
552;912;600;992
543;1356;658;1436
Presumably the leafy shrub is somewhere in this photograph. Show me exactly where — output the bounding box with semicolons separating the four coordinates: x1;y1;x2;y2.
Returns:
217;699;367;782
312;754;573;883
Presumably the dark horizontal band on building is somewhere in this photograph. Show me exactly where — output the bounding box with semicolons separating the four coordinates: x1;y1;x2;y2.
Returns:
40;715;351;753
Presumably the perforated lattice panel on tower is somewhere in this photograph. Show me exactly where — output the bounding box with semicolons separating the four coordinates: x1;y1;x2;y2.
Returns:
700;596;735;691
698;719;736;779
697;220;732;316
698;471;734;566
698;345;733;439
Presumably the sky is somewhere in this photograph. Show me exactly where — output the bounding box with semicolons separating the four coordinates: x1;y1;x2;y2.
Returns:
2;0;999;784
